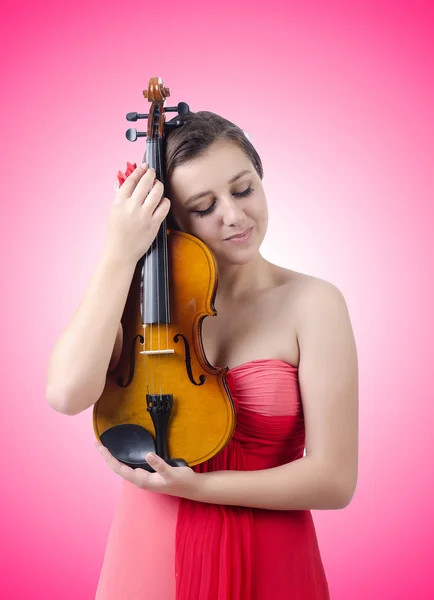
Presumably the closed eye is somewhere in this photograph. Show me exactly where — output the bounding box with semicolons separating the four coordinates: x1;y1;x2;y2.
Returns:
193;201;216;217
193;185;254;218
233;185;254;198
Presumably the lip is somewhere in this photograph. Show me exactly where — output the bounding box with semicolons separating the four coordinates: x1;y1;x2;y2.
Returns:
224;227;253;242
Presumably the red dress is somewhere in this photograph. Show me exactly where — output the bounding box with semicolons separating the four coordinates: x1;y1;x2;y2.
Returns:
95;359;330;599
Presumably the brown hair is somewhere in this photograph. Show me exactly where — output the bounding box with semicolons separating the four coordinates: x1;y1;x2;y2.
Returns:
164;110;263;180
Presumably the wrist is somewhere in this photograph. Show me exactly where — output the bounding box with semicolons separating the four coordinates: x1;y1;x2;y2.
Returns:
175;470;206;503
100;246;138;272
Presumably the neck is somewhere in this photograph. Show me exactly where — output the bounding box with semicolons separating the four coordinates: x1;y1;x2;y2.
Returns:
216;253;274;302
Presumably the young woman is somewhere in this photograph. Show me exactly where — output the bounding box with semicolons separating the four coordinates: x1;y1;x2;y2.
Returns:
46;111;359;599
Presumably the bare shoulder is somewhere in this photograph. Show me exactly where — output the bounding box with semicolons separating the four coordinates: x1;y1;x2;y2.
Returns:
291;273;350;322
270;266;345;313
290;272;358;367
271;266;353;343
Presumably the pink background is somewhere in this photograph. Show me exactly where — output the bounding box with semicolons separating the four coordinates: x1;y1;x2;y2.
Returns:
1;0;433;597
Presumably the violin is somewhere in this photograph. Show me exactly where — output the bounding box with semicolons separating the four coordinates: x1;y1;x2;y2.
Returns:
93;77;236;472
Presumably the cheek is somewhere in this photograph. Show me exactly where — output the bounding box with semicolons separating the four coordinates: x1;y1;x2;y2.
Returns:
251;194;268;222
188;217;216;239
175;212;207;237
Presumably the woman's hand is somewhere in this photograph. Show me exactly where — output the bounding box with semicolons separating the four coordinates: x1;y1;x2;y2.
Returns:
103;163;171;266
95;442;198;498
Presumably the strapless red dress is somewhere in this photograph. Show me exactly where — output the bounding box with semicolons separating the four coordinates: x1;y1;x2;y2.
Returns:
95;359;330;599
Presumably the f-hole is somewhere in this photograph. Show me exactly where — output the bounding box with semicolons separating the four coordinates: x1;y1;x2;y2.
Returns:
174;333;206;386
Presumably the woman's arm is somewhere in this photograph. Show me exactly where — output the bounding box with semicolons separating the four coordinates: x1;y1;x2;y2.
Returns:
186;280;359;510
46;251;134;416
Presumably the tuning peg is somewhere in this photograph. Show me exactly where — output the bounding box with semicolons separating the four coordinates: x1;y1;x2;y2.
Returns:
126;112;149;121
164;120;184;129
125;128;147;142
164;102;190;115
177;102;189;115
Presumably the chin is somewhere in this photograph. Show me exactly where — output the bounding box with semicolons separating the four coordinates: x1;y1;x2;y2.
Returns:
216;248;261;267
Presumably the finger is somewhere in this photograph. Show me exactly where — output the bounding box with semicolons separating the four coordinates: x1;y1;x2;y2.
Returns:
129;167;159;206
96;443;122;470
146;452;173;480
96;443;137;480
117;163;149;200
150;196;171;221
96;443;163;491
139;180;167;215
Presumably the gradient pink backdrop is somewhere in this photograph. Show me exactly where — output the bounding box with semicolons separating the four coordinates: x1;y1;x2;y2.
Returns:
1;0;433;598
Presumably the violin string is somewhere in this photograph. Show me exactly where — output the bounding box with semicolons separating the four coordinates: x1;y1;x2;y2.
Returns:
162;137;169;399
163;131;171;399
140;151;149;398
144;145;154;399
144;160;151;398
149;145;155;398
143;272;149;397
156;138;162;400
157;129;167;395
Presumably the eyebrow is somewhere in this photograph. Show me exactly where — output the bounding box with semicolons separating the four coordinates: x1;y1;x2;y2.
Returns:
185;169;252;207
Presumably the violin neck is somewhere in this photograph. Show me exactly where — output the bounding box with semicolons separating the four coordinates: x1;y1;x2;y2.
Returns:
141;137;171;325
146;138;166;185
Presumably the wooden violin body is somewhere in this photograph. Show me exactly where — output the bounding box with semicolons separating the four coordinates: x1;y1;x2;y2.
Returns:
93;77;235;469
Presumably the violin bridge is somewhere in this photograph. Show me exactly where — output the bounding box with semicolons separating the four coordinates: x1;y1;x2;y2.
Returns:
139;349;175;355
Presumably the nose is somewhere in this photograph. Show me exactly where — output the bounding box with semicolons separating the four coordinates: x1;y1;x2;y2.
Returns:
220;197;247;228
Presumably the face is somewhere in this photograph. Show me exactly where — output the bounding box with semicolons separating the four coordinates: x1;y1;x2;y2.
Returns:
168;139;268;266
